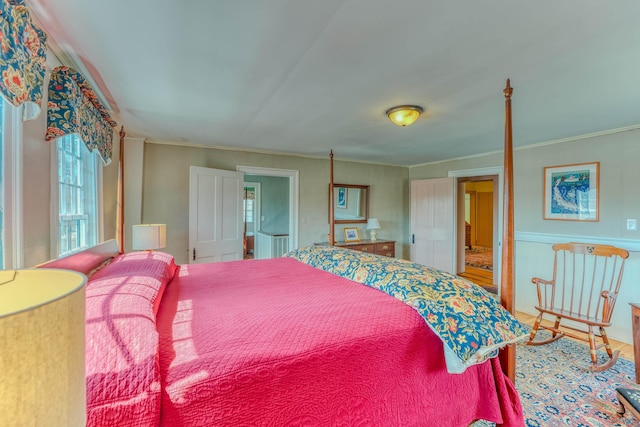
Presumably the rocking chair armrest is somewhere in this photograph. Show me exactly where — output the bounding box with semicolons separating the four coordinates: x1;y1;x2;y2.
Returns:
601;290;619;322
531;277;554;286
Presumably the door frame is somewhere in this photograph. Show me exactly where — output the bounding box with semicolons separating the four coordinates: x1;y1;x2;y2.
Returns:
448;166;503;287
236;165;299;251
243;181;262;235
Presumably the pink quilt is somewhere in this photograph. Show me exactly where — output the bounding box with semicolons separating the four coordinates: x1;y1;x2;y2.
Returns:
157;258;523;426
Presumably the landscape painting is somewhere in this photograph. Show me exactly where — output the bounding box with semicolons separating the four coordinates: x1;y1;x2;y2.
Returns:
544;162;599;221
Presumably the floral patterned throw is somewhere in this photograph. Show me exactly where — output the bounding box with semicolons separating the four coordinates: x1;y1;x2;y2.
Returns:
46;66;117;164
0;0;47;120
286;245;527;373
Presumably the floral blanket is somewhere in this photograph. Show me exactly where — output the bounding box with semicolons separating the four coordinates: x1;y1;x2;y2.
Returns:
285;245;527;373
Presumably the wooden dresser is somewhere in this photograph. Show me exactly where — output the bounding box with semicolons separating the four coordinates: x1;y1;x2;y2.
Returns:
333;239;395;257
631;303;640;383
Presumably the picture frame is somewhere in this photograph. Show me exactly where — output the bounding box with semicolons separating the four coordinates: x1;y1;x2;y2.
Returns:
336;187;347;209
343;227;360;242
543;162;599;221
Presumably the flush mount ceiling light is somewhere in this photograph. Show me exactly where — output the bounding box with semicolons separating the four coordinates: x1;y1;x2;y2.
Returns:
386;105;423;127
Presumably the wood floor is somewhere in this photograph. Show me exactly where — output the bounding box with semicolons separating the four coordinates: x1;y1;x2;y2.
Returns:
459;266;497;293
516;311;634;361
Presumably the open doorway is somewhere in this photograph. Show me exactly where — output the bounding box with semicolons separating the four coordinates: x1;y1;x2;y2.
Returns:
243;182;261;260
450;169;500;294
237;165;299;260
459;179;496;292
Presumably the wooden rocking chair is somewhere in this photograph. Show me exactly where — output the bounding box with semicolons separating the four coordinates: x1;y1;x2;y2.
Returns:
527;242;629;372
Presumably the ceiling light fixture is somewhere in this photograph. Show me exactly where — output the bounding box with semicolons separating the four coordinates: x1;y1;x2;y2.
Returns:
386;105;423;127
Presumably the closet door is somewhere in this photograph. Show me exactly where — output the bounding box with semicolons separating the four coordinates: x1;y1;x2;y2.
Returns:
410;178;455;274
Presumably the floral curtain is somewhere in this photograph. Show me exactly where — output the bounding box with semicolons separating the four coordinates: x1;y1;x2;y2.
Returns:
0;0;48;120
46;66;117;164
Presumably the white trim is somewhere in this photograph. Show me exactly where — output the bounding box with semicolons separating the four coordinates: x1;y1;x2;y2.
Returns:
146;139;405;167
51;135;103;258
3;103;23;268
49;132;59;258
96;155;104;243
410;124;640;168
448;166;504;286
11;106;22;268
243;181;261;234
515;231;640;252
236;165;299;251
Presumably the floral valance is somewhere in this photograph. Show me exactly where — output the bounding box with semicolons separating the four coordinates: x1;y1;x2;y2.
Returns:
0;0;48;120
46;66;117;164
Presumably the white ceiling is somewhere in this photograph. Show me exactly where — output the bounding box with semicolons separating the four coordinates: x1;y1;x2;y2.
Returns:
27;0;640;166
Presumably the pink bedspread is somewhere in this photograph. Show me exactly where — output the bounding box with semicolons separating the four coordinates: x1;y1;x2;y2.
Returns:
157;258;523;426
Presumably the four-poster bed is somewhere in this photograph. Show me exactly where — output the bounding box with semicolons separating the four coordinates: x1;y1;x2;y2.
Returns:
42;81;524;426
328;79;518;379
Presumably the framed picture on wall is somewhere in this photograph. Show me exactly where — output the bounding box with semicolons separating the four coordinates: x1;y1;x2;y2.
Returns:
343;227;360;242
543;162;599;221
337;187;347;209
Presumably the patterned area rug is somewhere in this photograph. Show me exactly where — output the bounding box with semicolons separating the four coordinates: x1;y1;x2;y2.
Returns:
465;246;493;271
473;331;638;426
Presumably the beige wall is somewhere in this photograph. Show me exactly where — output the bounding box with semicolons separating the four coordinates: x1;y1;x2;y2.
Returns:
139;143;409;264
410;128;640;343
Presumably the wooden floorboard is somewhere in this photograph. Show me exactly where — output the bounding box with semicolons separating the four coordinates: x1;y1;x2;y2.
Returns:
459;266;497;293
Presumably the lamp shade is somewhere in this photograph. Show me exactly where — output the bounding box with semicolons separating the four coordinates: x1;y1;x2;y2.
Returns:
367;218;381;230
0;269;87;426
132;224;166;250
386;105;423;127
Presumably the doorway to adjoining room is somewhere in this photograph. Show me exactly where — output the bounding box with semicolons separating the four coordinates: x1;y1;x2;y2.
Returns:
459;179;496;293
241;172;291;260
243;183;260;260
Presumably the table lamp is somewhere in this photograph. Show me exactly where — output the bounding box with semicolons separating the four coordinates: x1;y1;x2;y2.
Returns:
132;224;166;250
367;218;381;241
0;268;87;426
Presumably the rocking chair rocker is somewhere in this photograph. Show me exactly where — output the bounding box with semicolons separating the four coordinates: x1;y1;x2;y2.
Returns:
527;242;629;372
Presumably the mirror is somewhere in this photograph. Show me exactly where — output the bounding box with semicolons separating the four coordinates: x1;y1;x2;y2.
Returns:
330;184;370;224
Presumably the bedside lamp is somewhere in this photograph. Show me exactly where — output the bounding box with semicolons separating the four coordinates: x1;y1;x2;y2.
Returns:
367;218;381;241
0;269;87;425
132;224;166;251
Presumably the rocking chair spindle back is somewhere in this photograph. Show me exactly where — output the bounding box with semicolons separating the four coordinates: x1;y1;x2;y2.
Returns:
528;242;629;372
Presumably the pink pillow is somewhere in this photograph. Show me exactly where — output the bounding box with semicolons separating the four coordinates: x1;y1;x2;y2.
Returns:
85;251;176;427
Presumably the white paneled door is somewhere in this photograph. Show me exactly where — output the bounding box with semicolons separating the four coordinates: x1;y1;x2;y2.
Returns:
410;178;455;273
189;166;244;264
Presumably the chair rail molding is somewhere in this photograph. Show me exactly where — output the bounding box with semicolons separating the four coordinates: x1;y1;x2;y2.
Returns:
515;231;640;252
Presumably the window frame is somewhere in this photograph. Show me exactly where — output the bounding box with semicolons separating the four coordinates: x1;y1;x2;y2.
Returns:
2;101;23;269
50;134;103;258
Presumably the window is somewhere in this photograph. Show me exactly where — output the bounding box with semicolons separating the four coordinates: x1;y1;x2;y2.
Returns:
55;134;100;257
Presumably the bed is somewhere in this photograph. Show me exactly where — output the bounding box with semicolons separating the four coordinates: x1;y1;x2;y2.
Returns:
39;81;524;426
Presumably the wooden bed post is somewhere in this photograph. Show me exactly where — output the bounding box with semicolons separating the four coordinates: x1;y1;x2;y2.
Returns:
118;126;126;254
329;150;335;246
499;79;516;381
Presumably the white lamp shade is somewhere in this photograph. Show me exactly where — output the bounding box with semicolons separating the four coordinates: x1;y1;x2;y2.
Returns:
132;224;166;250
0;269;87;426
367;218;381;230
